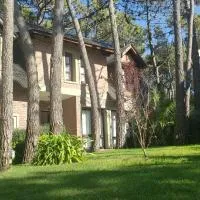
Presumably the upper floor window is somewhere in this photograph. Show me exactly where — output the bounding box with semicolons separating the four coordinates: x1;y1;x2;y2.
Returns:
80;59;86;83
64;52;73;81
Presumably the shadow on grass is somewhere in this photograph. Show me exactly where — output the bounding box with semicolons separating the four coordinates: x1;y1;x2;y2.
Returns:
0;154;200;200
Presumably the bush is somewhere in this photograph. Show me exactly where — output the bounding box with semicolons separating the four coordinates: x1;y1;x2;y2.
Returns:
12;129;26;164
40;124;51;135
33;133;85;165
189;110;200;144
12;129;26;149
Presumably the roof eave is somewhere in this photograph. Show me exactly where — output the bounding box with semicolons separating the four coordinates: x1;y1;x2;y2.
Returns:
30;29;114;54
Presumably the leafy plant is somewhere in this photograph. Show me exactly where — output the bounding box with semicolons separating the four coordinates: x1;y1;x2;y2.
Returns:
40;124;51;135
12;129;26;164
33;133;85;165
12;129;26;149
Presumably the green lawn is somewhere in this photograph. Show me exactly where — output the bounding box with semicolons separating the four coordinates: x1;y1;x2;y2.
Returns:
0;146;200;200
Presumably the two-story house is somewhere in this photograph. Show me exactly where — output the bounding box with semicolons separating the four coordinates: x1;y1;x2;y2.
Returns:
0;22;146;149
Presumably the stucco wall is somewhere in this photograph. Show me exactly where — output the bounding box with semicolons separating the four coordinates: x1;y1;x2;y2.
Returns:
33;36;109;108
13;83;28;129
63;96;81;136
81;47;109;108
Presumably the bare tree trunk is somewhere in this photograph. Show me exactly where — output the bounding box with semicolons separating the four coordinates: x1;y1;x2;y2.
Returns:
109;0;125;148
185;0;194;118
0;0;14;170
192;23;200;113
66;0;100;151
50;0;64;134
173;0;187;144
14;1;40;163
145;0;160;86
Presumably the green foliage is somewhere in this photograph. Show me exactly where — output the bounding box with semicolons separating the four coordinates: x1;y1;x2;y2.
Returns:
189;109;200;143
12;129;26;164
33;133;85;165
40;124;51;135
150;90;176;146
154;101;175;146
157;101;175;129
12;129;26;149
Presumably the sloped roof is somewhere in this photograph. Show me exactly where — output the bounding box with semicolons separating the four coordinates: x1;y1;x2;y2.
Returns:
27;24;114;53
107;43;146;68
0;11;146;66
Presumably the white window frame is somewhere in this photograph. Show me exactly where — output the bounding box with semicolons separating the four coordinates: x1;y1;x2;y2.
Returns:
80;59;86;83
13;114;19;129
81;109;91;137
64;52;73;82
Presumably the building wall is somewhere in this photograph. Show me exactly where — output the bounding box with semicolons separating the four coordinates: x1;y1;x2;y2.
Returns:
13;83;28;129
81;48;109;108
13;101;27;129
33;36;109;106
63;96;81;136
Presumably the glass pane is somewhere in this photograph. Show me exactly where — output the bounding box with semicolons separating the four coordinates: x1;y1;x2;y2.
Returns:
13;116;18;129
65;57;70;64
82;110;91;136
111;111;116;137
80;67;85;82
64;53;72;81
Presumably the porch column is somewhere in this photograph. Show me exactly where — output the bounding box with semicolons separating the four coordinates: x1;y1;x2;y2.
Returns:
104;110;111;149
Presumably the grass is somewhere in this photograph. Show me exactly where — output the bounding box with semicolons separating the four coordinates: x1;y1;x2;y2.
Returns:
0;145;200;200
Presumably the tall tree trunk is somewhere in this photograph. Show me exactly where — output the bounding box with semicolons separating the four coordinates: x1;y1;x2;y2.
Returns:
185;0;194;118
0;0;14;170
14;1;40;163
50;0;64;134
173;0;187;144
145;0;160;86
109;0;125;148
66;0;100;151
192;23;200;113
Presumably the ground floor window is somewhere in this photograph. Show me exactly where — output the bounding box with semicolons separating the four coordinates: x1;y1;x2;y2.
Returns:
81;109;91;136
111;111;117;147
13;115;18;129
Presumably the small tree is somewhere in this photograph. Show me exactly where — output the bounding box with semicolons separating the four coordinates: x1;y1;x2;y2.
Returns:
130;78;156;158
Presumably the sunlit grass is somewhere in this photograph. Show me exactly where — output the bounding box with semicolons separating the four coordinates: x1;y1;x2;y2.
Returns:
0;145;200;200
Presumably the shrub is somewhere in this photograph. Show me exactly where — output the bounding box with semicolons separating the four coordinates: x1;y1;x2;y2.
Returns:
12;129;26;164
12;129;26;149
33;133;85;165
40;124;51;135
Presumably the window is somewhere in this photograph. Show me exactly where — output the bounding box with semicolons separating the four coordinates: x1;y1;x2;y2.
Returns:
111;111;116;147
40;111;50;125
82;109;91;136
64;52;73;81
80;59;86;83
13;116;18;129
